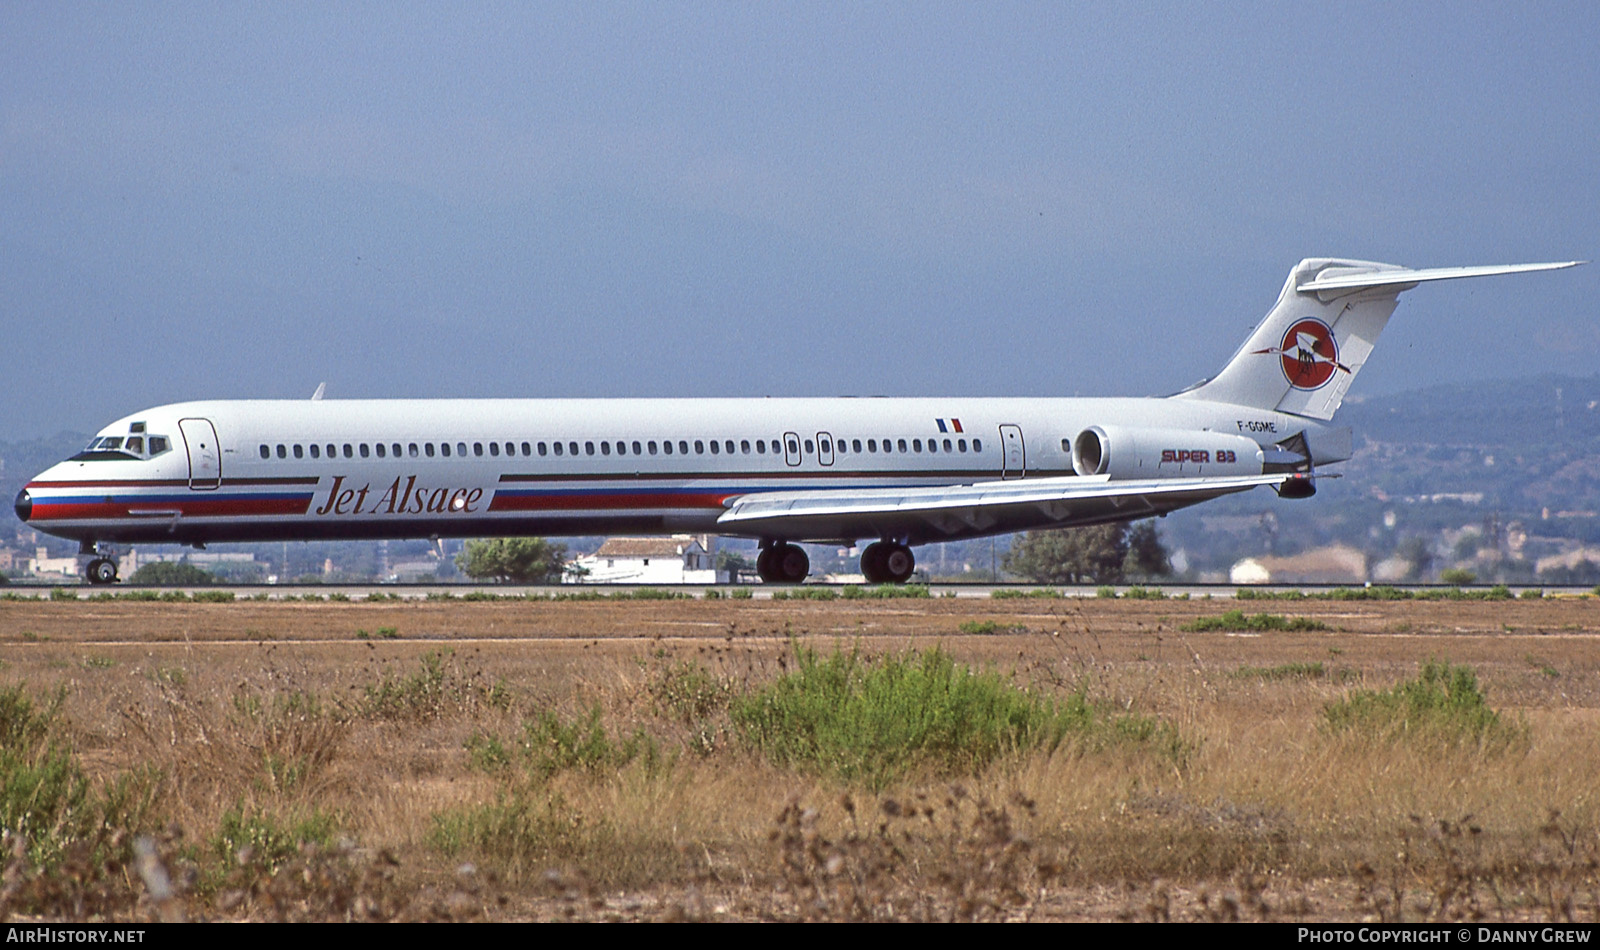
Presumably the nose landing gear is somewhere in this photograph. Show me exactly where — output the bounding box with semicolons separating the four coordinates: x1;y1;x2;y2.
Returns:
78;541;121;585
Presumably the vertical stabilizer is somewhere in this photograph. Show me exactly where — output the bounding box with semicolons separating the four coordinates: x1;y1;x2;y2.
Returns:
1175;258;1583;420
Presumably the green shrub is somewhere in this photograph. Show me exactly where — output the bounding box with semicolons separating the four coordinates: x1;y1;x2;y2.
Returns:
958;620;1026;635
1182;610;1329;632
0;685;157;871
213;805;340;873
770;587;838;601
1231;662;1327;681
730;645;1182;790
1323;660;1523;750
991;589;1061;599
840;584;931;599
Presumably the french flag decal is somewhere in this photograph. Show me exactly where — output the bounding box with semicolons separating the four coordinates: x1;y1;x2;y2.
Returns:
935;418;964;434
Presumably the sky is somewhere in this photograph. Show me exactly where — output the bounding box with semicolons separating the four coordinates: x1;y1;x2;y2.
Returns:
3;1;1597;439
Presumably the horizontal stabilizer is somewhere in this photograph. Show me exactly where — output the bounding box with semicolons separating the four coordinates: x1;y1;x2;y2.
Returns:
1298;261;1585;295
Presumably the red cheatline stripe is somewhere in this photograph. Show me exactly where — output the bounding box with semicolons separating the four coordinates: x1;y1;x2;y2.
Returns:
489;492;731;512
30;498;313;520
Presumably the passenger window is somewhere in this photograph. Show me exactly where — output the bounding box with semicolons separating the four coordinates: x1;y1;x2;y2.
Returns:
709;440;718;454
425;443;435;458
474;443;483;457
633;441;642;455
344;444;354;458
755;440;765;454
787;438;799;455
359;444;370;458
376;444;386;458
569;442;579;456
927;440;936;454
522;442;531;456
958;439;967;453
440;443;450;457
818;438;829;454
538;442;548;456
898;439;908;452
649;441;658;455
585;442;595;456
724;440;734;454
293;444;304;459
679;441;689;454
277;444;287;459
973;439;982;452
489;443;499;457
408;444;419;458
944;439;953;452
309;444;320;459
601;441;611;456
457;443;467;456
663;441;673;455
853;439;862;453
868;439;877;452
260;445;270;460
1061;438;1070;452
391;444;401;458
505;442;515;456
741;440;750;454
554;442;564;456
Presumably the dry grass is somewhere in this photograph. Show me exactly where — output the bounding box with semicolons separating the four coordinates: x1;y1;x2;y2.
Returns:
2;595;1600;920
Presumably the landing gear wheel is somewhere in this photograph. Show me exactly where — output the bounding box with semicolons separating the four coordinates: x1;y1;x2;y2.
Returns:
86;558;118;585
881;543;915;584
758;543;809;583
774;544;809;583
860;542;889;583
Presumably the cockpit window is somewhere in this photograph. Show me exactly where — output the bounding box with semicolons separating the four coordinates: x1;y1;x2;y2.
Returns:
71;431;170;462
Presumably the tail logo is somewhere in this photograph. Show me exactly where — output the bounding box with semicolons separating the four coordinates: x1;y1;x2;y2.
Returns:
1254;318;1349;390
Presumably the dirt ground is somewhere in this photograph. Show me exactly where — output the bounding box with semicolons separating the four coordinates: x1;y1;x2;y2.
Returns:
2;592;1598;921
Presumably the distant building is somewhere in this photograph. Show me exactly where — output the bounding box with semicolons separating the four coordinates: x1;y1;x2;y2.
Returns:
568;536;726;584
1230;545;1367;585
26;546;79;577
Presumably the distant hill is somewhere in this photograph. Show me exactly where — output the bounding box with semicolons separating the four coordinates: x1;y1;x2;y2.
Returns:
1340;375;1600;451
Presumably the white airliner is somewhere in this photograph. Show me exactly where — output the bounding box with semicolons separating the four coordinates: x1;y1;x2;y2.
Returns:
15;257;1583;585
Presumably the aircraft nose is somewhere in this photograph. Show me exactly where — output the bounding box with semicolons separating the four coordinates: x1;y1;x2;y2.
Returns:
13;488;31;523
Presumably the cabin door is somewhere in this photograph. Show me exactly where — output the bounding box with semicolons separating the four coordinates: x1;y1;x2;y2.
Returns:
179;418;221;490
999;424;1025;480
783;431;802;466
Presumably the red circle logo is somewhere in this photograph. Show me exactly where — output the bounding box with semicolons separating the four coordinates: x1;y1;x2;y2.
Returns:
1278;319;1340;390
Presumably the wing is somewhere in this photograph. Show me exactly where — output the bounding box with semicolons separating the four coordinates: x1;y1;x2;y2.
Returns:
716;472;1304;545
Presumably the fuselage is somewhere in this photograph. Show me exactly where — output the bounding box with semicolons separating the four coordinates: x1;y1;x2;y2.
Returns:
16;396;1317;548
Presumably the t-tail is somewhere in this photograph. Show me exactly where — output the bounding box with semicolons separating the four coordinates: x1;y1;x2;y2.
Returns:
1175;258;1585;420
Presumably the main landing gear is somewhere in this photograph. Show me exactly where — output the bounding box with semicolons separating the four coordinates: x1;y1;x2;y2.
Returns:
756;543;810;584
859;541;915;584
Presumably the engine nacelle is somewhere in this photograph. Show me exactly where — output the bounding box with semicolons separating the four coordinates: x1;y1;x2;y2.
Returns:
1071;425;1265;479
